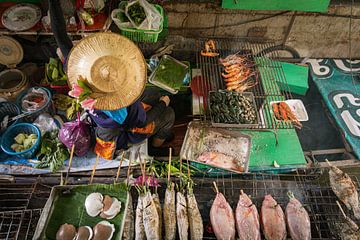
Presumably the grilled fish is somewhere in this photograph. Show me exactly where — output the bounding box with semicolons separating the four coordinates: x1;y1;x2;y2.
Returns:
163;183;176;240
260;194;286;240
187;191;203;239
152;193;162;239
285;192;311;240
122;193;135;240
235;190;260;240
142;191;160;240
210;191;236;240
135;194;146;240
328;161;360;219
177;191;189;240
197;151;244;172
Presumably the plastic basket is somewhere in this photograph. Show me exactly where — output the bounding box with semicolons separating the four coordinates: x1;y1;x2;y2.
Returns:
1;123;41;159
16;87;53;122
0;102;21;135
112;3;164;42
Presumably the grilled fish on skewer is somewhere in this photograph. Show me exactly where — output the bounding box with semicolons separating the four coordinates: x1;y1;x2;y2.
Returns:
142;191;161;240
337;201;360;240
187;191;203;239
260;194;286;240
164;183;176;240
152;193;162;239
122;193;135;240
285;192;311;240
235;190;261;240
210;182;236;240
135;194;146;240
327;160;360;219
177;191;189;240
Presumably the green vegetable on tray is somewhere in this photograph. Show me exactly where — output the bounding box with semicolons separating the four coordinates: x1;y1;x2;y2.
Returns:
53;94;81;120
11;133;37;152
42;58;67;86
36;131;69;173
127;3;146;25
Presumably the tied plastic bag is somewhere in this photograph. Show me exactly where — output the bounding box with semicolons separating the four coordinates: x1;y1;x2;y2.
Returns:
33;113;59;135
21;88;49;112
58;116;91;157
125;0;162;30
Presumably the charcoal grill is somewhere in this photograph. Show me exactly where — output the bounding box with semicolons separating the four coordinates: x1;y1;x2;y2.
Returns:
0;169;358;239
195;38;293;129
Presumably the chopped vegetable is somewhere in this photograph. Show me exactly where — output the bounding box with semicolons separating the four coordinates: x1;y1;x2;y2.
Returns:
36;131;69;173
11;133;38;152
14;133;26;144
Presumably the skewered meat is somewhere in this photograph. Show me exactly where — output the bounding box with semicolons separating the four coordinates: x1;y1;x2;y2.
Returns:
135;194;146;240
122;193;134;240
210;183;236;240
177;191;189;240
164;183;176;240
328;161;360;219
142;191;161;240
187;191;203;239
153;193;163;239
285;192;311;240
260;194;286;240
235;190;261;240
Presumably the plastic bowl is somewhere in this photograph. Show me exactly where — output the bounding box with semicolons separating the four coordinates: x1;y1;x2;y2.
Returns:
1;123;41;159
0;101;21;134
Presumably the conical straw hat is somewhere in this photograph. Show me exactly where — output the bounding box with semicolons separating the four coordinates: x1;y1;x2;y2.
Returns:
67;32;146;110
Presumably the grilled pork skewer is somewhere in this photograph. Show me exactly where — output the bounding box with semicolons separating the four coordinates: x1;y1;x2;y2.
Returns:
135;194;146;240
285;192;311;240
177;191;189;240
235;190;261;240
260;194;287;240
164;183;176;240
327;160;360;219
210;182;236;240
142;191;160;240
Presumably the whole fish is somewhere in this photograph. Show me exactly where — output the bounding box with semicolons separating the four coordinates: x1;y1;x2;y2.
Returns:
163;183;176;240
285;192;311;240
197;152;244;172
177;191;189;240
152;192;162;239
235;190;260;240
122;193;135;240
135;194;146;240
187;190;203;239
142;191;160;240
260;194;286;240
328;161;360;219
210;188;236;240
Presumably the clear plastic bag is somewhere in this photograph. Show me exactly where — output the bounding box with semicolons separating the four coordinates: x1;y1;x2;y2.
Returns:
58;116;91;157
21;88;49;112
33;113;59;135
125;0;162;30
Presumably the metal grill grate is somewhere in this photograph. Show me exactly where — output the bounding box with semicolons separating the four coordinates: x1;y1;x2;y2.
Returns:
195;38;293;129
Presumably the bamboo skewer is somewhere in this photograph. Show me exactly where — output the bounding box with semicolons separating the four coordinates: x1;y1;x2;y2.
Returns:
65;145;75;185
127;152;132;186
115;151;125;183
336;201;347;219
90;154;99;184
168;148;172;185
213;181;219;193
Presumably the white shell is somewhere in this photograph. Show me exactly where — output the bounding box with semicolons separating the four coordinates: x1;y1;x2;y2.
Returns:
75;226;93;240
102;197;121;219
95;221;115;240
85;192;104;217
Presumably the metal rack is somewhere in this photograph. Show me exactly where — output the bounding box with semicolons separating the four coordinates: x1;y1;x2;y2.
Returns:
195;38;293;129
0;170;357;239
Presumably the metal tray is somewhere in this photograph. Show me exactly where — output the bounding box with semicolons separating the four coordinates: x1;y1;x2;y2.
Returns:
180;121;251;173
209;91;260;128
148;55;189;94
33;184;130;240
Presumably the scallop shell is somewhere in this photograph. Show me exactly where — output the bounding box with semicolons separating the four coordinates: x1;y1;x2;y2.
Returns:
75;226;93;240
85;192;104;217
93;221;115;240
100;197;121;219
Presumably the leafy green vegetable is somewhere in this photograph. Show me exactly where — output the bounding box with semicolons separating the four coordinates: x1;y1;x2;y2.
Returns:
36;131;69;173
127;3;146;25
41;58;68;86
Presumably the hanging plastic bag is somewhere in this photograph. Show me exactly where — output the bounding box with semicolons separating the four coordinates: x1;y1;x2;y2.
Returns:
58;115;91;157
125;0;163;30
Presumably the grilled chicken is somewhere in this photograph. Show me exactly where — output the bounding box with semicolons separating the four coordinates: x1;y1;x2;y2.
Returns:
142;191;160;240
177;191;189;240
235;190;261;240
163;183;176;240
260;194;286;240
187;191;203;239
327;160;360;219
285;192;311;240
135;194;146;240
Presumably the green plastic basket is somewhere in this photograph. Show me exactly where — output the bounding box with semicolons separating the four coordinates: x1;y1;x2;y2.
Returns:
116;4;164;43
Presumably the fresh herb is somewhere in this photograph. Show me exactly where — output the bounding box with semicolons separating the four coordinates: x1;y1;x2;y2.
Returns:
53;94;80;120
36;131;69;173
152;57;188;90
127;3;146;25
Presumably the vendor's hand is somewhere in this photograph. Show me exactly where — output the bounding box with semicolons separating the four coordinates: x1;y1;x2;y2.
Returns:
160;96;170;106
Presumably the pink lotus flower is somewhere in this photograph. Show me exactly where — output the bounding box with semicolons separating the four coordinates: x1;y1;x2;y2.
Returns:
134;175;160;187
81;98;96;110
68;84;84;98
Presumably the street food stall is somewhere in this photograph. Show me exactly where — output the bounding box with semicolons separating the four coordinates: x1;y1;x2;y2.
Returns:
0;0;359;239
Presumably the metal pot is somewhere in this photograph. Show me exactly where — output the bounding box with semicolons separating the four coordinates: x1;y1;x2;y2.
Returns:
0;69;29;101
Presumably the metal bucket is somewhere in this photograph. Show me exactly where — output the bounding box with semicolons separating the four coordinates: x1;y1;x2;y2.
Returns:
0;69;28;101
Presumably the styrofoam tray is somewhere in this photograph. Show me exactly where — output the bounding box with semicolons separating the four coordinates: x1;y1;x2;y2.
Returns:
270;99;308;122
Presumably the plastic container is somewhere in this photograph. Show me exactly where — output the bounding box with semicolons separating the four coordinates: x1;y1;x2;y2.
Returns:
112;3;164;42
1;123;41;159
270;99;308;122
16;86;53;122
0;102;21;134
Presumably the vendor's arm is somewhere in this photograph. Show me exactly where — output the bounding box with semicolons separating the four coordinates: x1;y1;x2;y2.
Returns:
145;101;166;124
48;0;73;59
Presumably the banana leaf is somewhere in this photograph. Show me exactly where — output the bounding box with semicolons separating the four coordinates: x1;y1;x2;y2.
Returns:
33;183;129;240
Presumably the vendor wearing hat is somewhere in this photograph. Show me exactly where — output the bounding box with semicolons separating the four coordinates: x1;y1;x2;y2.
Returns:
49;0;175;159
